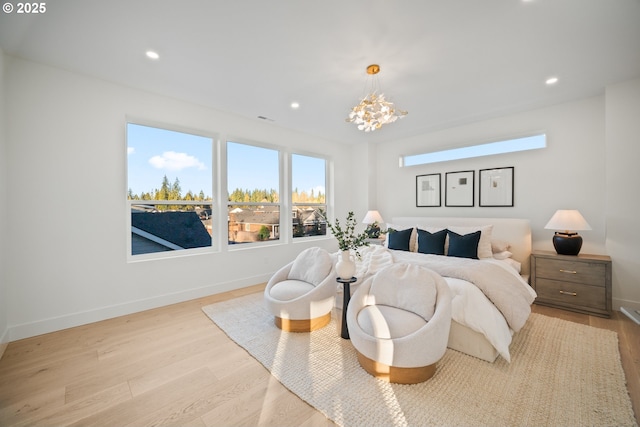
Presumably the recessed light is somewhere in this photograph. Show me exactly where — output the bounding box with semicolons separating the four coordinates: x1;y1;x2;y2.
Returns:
290;102;300;110
145;50;160;60
546;77;559;85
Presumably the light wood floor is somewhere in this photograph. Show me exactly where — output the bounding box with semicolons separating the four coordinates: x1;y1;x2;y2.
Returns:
0;285;638;427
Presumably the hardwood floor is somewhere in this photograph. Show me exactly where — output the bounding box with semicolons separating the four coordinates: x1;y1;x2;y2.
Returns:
0;285;638;426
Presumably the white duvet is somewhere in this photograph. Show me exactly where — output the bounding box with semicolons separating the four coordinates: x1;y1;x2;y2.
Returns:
349;245;536;362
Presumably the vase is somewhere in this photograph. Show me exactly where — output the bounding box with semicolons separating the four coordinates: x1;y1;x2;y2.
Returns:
336;250;356;280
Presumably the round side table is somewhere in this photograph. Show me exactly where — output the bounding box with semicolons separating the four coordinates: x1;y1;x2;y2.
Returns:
336;277;357;339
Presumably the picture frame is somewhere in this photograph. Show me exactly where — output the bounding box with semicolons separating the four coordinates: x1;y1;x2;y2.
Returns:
479;167;514;207
416;173;441;207
445;170;474;207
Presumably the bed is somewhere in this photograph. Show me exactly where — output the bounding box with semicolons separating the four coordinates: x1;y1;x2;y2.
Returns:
346;217;536;363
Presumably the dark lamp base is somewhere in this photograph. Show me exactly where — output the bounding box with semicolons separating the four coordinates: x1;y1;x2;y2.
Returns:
366;224;380;238
552;232;583;256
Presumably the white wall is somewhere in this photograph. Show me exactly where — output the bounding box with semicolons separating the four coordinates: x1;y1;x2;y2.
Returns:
374;95;639;309
4;55;353;341
376;96;607;252
605;78;640;310
0;49;9;355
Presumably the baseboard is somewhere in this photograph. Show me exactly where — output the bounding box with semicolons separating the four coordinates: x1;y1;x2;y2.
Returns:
0;328;8;361
612;297;640;313
7;274;271;342
621;307;640;325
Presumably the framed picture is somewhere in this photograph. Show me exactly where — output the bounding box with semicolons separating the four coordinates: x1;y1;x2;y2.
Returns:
416;173;441;207
479;167;514;207
445;170;474;207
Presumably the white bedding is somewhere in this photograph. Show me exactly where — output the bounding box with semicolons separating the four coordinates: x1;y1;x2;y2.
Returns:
350;245;536;362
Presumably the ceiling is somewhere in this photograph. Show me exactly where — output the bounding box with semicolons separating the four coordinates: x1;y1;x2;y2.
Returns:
1;0;639;145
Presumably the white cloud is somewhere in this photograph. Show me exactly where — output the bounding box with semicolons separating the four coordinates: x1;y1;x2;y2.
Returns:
148;151;206;171
128;147;135;155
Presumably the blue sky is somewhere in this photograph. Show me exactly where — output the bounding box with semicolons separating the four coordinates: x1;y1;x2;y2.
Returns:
127;124;212;197
127;124;326;198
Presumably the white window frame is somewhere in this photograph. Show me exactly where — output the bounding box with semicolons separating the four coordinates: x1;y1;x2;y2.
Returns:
290;152;329;241
126;120;217;261
126;121;333;260
226;139;283;249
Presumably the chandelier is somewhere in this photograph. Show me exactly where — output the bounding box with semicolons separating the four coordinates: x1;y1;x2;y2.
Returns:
346;64;408;132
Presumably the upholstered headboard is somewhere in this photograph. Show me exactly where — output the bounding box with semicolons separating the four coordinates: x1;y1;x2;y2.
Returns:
390;217;532;277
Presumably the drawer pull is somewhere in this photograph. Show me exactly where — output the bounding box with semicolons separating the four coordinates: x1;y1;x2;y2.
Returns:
559;269;577;274
559;290;577;296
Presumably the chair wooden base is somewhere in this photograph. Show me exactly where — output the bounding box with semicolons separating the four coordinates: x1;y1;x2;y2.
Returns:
355;350;437;384
274;312;331;332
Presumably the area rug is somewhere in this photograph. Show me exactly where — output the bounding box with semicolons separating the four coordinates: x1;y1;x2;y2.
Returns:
202;292;637;427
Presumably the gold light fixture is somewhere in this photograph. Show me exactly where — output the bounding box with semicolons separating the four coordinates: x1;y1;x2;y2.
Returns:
346;64;408;132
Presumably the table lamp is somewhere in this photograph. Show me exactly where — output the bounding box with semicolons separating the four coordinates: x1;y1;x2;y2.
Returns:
544;209;591;255
362;210;384;238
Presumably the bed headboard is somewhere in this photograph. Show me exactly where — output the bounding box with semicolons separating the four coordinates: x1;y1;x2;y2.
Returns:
390;217;531;277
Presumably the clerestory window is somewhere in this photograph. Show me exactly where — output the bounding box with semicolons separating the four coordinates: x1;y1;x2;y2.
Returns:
401;134;546;166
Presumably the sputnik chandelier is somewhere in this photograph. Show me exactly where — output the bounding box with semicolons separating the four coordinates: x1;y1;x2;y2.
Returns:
346;64;408;132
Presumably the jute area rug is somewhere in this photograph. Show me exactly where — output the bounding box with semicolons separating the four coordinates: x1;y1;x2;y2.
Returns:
202;292;636;427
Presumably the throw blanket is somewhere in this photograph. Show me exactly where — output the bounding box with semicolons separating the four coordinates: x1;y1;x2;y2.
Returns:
390;251;535;332
352;246;534;333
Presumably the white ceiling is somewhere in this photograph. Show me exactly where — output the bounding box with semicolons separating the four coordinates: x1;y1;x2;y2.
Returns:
2;0;639;145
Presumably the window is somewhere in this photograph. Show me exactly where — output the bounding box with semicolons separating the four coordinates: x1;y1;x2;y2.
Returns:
401;134;546;167
127;123;213;256
227;141;280;245
292;154;327;238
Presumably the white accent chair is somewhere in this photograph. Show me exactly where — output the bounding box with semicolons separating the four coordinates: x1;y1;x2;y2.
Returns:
264;247;337;332
347;263;452;383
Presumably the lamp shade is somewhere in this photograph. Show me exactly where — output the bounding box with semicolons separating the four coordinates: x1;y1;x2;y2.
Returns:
362;210;384;225
544;210;591;232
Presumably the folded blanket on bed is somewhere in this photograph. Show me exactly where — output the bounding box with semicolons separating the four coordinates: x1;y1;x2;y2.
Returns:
388;251;535;332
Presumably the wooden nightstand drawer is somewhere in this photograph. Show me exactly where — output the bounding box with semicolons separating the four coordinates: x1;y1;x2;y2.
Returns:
530;250;612;317
535;258;606;287
535;278;607;311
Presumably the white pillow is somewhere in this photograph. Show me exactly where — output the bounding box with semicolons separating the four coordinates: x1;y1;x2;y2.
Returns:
448;225;493;259
491;239;511;253
369;263;439;321
385;223;418;252
288;247;333;286
493;250;513;260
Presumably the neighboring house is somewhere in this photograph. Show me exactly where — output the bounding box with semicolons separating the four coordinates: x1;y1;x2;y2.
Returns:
131;211;212;255
293;207;326;237
228;208;280;243
227;207;326;243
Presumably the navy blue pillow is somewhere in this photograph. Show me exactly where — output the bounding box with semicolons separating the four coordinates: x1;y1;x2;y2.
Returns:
447;230;481;259
387;228;412;251
417;229;447;255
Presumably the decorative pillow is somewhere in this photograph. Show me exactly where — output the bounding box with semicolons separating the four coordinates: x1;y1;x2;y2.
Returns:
447;230;481;259
491;239;511;253
385;223;417;251
448;225;493;259
493;250;513;260
387;228;413;252
417;228;447;255
369;263;439;321
288;247;333;286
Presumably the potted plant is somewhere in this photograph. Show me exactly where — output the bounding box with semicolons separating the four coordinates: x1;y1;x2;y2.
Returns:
327;211;369;279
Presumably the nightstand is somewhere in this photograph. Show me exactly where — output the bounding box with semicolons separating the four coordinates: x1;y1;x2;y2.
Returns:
530;250;612;317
